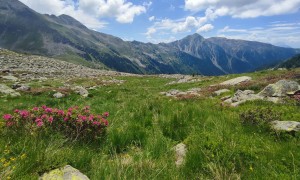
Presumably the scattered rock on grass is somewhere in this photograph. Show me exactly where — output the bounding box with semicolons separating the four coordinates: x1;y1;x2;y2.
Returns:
53;92;65;98
270;121;300;132
161;88;201;97
174;143;187;167
16;84;31;91
220;76;252;86
213;89;230;96
39;165;89;180
72;86;89;97
0;84;21;97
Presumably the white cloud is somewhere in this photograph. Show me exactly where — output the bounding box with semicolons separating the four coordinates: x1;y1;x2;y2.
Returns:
185;0;300;18
217;23;300;48
145;27;157;38
149;16;155;21
197;24;214;33
19;0;147;28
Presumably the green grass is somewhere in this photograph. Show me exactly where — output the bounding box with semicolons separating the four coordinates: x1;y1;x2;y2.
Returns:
1;69;300;179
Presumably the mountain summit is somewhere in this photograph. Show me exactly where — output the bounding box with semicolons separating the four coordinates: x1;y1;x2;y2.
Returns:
0;0;298;75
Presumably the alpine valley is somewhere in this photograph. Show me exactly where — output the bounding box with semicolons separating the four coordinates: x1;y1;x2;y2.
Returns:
0;0;299;75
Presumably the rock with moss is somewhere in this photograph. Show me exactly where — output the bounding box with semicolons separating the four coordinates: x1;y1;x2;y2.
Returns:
39;165;89;180
271;121;300;132
258;80;300;97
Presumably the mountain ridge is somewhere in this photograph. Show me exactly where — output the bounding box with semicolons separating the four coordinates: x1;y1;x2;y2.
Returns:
0;0;298;75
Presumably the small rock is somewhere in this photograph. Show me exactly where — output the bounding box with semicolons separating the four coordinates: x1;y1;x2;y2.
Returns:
39;165;89;180
16;85;31;91
270;121;300;132
53;92;65;98
220;76;252;86
213;89;230;96
174;143;187;167
72;86;89;97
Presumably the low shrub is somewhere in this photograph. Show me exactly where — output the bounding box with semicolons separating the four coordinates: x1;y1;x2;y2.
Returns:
240;107;282;126
2;105;109;141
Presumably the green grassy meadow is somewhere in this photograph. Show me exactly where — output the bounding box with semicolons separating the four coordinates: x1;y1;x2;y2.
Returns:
1;69;300;179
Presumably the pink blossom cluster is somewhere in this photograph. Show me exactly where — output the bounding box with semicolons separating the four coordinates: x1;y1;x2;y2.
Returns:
2;105;109;140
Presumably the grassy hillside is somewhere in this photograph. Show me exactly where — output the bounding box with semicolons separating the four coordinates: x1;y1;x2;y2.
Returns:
1;68;300;179
279;54;300;69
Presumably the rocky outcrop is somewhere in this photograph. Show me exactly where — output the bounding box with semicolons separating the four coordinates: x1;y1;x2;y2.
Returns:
220;76;252;86
223;90;263;107
258;80;300;97
39;165;89;180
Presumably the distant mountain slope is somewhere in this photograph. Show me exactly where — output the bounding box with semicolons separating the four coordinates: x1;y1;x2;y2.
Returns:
278;54;300;69
0;0;298;75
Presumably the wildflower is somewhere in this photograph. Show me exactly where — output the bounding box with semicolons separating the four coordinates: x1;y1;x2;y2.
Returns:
12;166;16;170
102;118;109;126
7;176;11;180
57;110;64;116
14;109;19;113
42;105;47;109
32;107;39;111
41;114;48;119
20;153;27;159
6;122;14;127
10;157;16;161
64;117;69;121
249;165;253;171
35;118;42;123
3;161;10;167
48;116;53;123
45;108;53;113
93;121;100;125
88;115;94;121
37;121;43;127
19;110;29;118
3;114;13;121
0;158;5;163
103;112;109;117
81;116;87;121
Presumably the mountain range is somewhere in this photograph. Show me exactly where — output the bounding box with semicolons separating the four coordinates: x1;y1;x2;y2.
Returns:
0;0;299;75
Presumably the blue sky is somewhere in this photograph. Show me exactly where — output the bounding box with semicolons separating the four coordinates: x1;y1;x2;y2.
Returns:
20;0;300;48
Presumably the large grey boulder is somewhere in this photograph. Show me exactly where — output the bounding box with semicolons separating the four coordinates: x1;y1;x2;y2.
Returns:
0;84;21;97
174;143;187;167
220;76;252;86
39;165;89;180
271;121;300;132
258;80;300;97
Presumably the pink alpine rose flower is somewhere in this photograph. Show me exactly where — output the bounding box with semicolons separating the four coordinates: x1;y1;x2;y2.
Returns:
3;114;13;121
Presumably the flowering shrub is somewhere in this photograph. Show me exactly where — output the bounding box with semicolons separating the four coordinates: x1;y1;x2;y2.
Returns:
2;105;109;141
